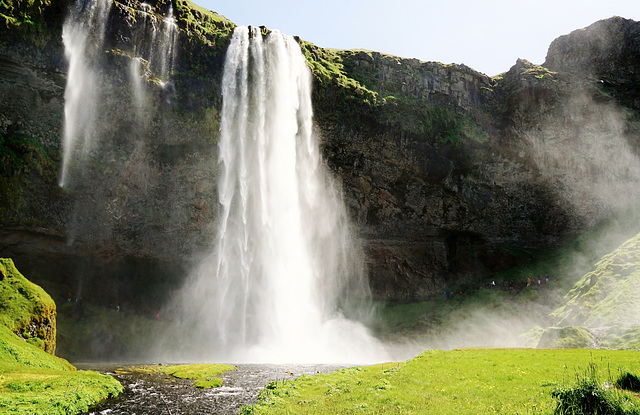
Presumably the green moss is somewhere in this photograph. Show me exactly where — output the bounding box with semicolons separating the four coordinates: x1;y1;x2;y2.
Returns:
537;326;593;349
598;326;640;350
0;258;56;354
194;376;223;388
550;232;640;328
0;364;123;415
158;363;235;380
0;132;60;227
0;263;123;414
0;0;52;46
174;0;234;50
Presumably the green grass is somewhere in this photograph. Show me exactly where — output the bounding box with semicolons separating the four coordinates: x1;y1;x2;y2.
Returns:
552;363;640;415
0;325;122;414
0;368;123;415
241;348;640;415
0;259;123;414
157;363;235;379
0;325;70;371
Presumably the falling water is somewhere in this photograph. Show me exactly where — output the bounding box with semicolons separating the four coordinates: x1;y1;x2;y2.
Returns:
128;3;178;113
177;26;387;364
155;5;177;83
59;0;111;188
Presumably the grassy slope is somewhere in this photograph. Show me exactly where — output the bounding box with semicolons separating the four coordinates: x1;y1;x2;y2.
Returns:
0;323;123;415
551;232;640;328
0;259;123;415
374;202;640;349
241;348;640;415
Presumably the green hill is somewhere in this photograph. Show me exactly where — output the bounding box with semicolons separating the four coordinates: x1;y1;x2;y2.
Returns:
0;258;122;415
536;232;640;349
551;232;640;328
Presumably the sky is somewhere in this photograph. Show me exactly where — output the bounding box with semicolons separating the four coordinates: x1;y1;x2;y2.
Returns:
195;0;639;76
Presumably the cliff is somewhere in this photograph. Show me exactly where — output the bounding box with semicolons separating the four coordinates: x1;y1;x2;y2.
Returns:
0;0;639;316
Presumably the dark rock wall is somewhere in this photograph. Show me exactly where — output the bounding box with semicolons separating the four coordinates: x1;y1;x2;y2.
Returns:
1;1;639;305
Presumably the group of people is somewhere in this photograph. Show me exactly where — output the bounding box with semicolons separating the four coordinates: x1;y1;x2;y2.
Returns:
490;274;551;291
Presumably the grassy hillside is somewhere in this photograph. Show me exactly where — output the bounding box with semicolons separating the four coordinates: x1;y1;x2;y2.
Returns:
0;258;122;415
374;202;640;350
551;232;640;328
527;229;640;350
241;348;640;415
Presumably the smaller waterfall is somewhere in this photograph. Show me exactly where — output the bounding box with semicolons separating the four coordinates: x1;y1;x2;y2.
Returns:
127;3;178;113
61;0;178;187
156;5;177;83
59;0;112;188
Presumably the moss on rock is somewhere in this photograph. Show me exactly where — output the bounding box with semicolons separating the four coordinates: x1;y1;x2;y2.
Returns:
550;232;640;328
0;259;123;414
0;258;56;354
537;326;593;349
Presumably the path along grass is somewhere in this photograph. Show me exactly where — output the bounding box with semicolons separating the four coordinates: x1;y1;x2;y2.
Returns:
241;348;640;414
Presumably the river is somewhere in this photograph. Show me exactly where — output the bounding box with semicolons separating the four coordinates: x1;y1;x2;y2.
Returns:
81;363;347;415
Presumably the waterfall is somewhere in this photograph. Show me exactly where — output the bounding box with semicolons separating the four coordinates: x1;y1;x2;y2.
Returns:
61;0;178;187
179;26;387;363
59;0;111;188
129;3;177;100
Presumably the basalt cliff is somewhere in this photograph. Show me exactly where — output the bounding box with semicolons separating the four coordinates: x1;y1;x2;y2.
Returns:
1;0;639;311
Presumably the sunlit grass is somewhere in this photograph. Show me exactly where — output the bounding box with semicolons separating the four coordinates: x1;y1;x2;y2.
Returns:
0;326;122;415
0;368;123;415
241;348;640;415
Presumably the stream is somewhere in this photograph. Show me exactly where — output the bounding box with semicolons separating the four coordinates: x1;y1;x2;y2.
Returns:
81;363;347;415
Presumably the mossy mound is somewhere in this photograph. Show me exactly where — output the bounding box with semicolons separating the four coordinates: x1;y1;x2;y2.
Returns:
0;258;56;354
550;232;640;328
598;326;640;350
0;259;123;414
536;326;593;349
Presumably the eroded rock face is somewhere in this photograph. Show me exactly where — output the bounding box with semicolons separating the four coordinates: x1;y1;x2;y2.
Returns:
0;3;639;306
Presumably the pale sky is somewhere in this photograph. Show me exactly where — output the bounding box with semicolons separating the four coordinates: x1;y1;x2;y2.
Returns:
196;0;638;76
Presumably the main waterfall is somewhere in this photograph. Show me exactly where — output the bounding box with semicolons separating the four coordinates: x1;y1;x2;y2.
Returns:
178;26;387;363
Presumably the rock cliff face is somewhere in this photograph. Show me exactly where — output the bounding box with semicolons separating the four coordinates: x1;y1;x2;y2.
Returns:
0;0;639;311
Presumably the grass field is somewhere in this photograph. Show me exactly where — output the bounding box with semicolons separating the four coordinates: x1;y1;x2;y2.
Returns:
241;348;640;414
0;326;122;415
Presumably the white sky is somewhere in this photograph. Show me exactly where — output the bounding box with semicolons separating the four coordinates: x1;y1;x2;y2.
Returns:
195;0;639;76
